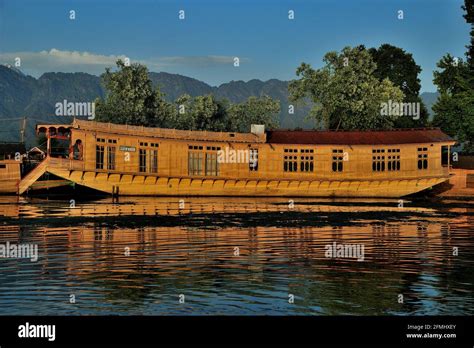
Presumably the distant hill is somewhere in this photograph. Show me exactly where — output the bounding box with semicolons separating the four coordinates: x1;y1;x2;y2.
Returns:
0;64;439;146
0;66;314;145
420;91;440;121
148;72;214;100
150;72;312;129
0;66;104;145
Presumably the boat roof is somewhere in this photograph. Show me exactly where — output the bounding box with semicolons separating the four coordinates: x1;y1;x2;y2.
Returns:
266;128;455;145
36;119;266;143
36;120;455;146
74;119;266;143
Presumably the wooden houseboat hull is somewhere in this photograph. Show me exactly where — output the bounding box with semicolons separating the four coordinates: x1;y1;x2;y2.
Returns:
41;159;448;197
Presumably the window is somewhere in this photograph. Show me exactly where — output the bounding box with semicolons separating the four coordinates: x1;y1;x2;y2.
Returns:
441;146;449;167
96;145;104;170
284;149;298;172
372;149;385;172
73;139;83;160
417;147;428;170
387;149;400;171
249;149;258;171
139;149;147;172
188;152;203;175
300;155;314;172
0;164;6;169
332;149;344;172
188;145;220;176
96;138;105;143
205;153;219;176
150;150;158;173
283;155;298;172
107;146;116;170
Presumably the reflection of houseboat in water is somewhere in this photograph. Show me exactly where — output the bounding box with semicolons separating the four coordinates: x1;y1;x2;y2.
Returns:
2;119;459;197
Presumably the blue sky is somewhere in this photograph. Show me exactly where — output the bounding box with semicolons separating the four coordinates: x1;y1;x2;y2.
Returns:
0;0;469;92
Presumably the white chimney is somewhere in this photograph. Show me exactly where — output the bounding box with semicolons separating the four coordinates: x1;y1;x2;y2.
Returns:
251;124;265;135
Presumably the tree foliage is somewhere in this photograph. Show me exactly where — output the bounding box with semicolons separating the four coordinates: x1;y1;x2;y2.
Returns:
226;96;280;133
432;55;474;153
369;44;429;127
173;94;228;131
95;60;280;133
463;0;474;71
432;1;474;153
95;60;174;127
289;46;404;130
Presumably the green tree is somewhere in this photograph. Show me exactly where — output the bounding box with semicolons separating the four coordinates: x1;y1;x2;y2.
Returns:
369;44;429;127
463;0;474;71
432;1;474;153
94;60;281;133
95;60;175;127
289;46;404;130
226;96;280;132
433;54;469;94
432;55;474;153
173;94;227;131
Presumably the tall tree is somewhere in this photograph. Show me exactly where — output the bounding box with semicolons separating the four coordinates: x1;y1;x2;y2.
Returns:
463;0;474;70
432;55;474;153
433;54;469;95
173;94;228;131
226;96;280;133
369;44;429;127
289;46;404;130
95;60;175;127
432;1;474;153
95;60;281;133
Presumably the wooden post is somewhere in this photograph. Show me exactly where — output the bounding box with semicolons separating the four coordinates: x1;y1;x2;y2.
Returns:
112;185;120;201
448;145;451;174
20;117;26;143
46;129;51;157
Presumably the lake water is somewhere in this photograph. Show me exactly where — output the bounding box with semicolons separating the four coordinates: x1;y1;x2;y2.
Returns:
0;195;473;315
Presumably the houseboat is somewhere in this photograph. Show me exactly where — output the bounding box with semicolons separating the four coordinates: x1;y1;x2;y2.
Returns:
15;119;455;197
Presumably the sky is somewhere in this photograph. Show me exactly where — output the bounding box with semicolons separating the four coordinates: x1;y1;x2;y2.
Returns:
0;0;469;92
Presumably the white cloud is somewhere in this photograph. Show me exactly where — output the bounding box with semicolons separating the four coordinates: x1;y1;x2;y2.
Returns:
159;55;249;67
0;49;129;75
0;49;247;76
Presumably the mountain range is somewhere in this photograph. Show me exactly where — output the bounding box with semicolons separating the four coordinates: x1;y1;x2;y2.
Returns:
0;64;439;146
